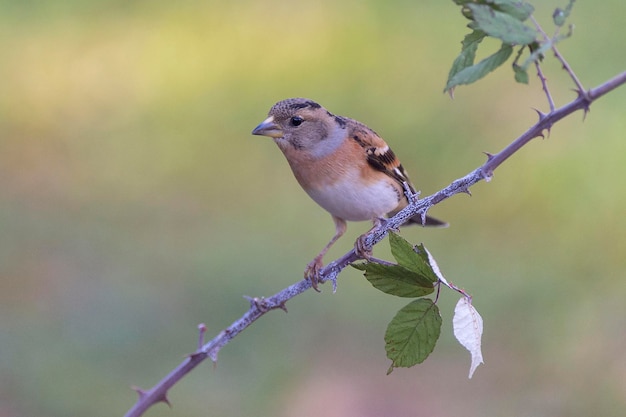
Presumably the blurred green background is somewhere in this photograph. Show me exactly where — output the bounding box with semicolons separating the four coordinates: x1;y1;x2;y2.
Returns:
1;1;625;416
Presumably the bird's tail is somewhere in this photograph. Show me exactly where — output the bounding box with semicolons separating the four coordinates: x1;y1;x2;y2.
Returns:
405;214;448;228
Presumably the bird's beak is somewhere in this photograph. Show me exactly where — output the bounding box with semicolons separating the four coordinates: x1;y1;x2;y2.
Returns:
252;116;283;138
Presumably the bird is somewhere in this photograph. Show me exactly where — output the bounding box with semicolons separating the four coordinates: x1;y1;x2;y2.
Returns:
252;98;446;290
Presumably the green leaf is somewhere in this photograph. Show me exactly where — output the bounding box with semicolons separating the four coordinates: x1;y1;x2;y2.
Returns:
552;9;566;27
389;232;439;283
445;43;513;92
385;299;442;374
412;243;440;283
488;0;534;21
520;28;571;71
468;3;537;45
513;64;529;83
352;262;434;297
446;30;486;91
454;0;534;24
553;0;575;27
388;231;416;268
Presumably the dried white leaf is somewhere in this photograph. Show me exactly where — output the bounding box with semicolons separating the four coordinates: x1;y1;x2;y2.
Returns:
424;247;451;288
453;297;484;378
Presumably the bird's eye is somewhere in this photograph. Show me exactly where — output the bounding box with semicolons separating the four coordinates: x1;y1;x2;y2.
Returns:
290;116;304;127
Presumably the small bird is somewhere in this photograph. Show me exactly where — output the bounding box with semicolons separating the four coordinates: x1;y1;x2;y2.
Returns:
252;98;446;290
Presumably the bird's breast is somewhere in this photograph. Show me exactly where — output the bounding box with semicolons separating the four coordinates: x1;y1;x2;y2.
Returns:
304;171;401;222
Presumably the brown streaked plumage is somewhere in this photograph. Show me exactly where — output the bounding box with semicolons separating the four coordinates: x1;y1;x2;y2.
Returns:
252;98;446;290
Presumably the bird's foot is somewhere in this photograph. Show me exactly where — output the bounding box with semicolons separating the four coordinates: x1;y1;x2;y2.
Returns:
355;217;389;260
304;256;324;292
355;235;373;261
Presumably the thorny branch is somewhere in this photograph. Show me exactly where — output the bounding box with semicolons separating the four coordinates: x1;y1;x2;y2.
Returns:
531;15;586;94
535;61;556;112
124;70;626;417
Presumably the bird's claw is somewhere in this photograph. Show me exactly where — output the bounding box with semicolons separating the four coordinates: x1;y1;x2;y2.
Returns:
355;235;373;261
304;256;324;292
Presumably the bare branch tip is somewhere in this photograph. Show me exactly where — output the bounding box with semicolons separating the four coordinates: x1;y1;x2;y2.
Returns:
197;323;207;349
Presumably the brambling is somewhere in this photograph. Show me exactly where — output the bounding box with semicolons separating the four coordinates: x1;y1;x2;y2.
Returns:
252;98;446;290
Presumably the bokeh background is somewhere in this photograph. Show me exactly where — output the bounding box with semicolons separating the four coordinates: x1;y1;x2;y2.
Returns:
1;1;625;416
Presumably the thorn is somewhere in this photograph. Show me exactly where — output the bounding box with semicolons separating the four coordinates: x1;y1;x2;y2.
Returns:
157;392;172;408
131;387;172;407
544;127;551;139
576;89;589;100
318;263;339;293
482;152;494;161
574;89;592;120
132;386;148;400
532;107;548;120
278;301;288;313
197;323;207;349
330;274;338;293
402;181;420;204
461;188;472;197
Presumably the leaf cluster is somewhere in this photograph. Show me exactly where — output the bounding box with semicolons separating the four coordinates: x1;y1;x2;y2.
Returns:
353;233;484;376
445;0;576;92
352;233;443;374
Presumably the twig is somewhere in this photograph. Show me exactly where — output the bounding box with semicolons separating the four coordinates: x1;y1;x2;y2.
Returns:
124;70;626;417
531;15;586;93
535;61;556;112
551;44;586;94
527;17;557;111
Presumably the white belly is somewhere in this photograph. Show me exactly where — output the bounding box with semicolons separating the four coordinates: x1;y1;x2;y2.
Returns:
306;176;400;221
